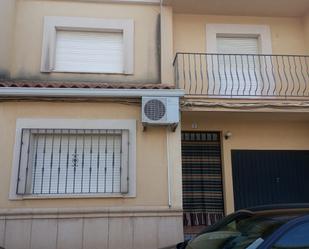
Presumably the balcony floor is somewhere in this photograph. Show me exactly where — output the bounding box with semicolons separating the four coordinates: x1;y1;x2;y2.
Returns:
181;96;309;113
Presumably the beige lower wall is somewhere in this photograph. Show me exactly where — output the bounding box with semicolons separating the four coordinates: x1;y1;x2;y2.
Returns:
182;111;309;214
0;208;183;249
0;101;182;209
4;100;309;238
0;100;184;249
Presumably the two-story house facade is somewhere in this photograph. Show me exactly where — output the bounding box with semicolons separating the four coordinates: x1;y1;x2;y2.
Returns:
1;0;309;248
0;0;184;248
162;0;309;238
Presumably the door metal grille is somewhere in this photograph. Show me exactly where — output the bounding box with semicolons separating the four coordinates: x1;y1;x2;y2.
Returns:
181;131;225;230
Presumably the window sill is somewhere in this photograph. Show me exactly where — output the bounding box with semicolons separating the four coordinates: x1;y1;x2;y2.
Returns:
10;193;136;201
43;70;133;75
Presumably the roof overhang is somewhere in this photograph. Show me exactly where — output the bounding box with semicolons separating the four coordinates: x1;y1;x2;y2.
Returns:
39;0;161;5
0;87;185;98
163;0;309;17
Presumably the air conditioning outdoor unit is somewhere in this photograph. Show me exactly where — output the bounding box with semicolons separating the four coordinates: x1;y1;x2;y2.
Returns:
142;97;180;131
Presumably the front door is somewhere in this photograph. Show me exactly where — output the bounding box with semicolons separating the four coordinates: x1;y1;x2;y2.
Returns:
181;131;225;238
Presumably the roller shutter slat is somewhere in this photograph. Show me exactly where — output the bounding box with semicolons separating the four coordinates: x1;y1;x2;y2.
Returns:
54;30;124;73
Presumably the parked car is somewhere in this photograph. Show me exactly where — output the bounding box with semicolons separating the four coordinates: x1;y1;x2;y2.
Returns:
163;204;309;249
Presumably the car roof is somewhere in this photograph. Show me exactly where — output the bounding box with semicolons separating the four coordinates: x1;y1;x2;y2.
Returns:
239;203;309;217
245;203;309;212
198;204;309;236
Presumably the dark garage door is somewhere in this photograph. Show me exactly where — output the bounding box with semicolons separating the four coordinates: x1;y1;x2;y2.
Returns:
232;150;309;210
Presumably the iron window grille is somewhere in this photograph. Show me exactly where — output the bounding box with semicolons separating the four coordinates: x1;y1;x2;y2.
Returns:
16;129;129;196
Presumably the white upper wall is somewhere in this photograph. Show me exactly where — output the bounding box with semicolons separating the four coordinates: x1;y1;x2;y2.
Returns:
0;0;16;78
173;14;308;55
10;0;161;84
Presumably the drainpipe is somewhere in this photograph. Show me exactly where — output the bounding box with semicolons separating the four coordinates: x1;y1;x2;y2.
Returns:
166;128;172;208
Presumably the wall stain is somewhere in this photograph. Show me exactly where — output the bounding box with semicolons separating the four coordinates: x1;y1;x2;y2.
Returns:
0;70;10;79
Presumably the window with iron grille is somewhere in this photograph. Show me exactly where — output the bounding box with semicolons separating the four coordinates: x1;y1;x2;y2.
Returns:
16;129;130;196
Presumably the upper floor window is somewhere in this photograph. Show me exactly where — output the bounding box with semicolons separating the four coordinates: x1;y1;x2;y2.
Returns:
55;30;124;73
206;24;272;54
205;24;272;96
41;16;134;74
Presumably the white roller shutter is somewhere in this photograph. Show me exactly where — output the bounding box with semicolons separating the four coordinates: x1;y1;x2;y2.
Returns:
217;36;259;54
214;36;261;96
54;30;124;73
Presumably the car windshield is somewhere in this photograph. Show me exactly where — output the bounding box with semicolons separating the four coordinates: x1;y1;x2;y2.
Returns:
185;213;297;249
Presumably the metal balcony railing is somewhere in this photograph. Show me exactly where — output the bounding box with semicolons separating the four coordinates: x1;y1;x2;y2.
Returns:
173;53;309;98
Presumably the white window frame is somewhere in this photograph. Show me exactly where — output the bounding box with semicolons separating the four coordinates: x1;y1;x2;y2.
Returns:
206;24;272;54
41;16;134;74
9;118;136;200
205;24;273;97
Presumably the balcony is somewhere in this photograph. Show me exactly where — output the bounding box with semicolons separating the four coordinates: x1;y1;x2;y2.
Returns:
173;53;309;99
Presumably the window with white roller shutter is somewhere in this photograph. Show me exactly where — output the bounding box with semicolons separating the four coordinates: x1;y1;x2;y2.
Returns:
54;30;124;73
215;36;261;96
40;16;134;74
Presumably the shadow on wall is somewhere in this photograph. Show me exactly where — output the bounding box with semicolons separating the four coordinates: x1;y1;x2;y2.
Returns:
0;70;10;79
